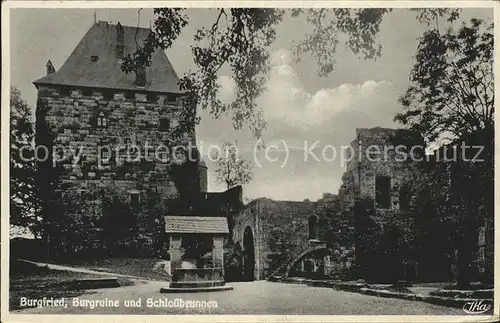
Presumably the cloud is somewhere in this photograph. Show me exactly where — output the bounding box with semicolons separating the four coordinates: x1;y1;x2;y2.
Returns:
260;50;396;129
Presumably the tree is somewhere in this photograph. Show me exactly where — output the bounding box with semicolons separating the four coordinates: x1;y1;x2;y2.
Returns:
122;9;283;139
122;8;463;139
396;18;494;142
396;18;494;288
214;141;253;190
10;87;38;230
41;186;102;258
292;9;463;76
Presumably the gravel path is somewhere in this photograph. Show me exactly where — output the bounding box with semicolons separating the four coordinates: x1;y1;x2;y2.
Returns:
13;280;464;315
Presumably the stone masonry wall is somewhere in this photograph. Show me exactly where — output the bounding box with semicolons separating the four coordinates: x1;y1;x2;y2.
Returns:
233;198;318;280
36;85;198;198
343;127;419;217
338;127;424;281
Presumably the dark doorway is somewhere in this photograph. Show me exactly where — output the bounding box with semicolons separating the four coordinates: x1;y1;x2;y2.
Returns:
308;216;319;240
375;175;391;209
243;226;255;281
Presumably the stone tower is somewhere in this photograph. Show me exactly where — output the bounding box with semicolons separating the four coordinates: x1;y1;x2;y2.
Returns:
33;21;207;220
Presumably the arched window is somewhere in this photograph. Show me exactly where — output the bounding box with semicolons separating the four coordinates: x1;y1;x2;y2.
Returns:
97;112;107;128
308;216;319;240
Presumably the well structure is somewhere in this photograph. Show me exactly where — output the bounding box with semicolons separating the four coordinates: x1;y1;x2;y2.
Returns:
160;216;233;293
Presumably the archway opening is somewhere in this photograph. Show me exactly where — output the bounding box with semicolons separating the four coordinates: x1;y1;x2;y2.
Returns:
243;226;255;281
288;248;329;279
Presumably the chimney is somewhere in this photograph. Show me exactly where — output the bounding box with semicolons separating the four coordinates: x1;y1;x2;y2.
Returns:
116;22;124;58
136;66;146;87
46;60;55;75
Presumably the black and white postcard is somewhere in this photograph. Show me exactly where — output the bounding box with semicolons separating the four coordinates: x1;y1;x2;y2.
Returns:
1;1;498;322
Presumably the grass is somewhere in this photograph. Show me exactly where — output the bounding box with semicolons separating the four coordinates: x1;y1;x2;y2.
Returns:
58;257;170;281
9;260;133;311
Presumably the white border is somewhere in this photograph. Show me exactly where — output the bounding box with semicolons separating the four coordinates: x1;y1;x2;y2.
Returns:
1;1;499;322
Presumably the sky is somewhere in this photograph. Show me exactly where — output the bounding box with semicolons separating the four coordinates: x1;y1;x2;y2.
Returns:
9;7;493;201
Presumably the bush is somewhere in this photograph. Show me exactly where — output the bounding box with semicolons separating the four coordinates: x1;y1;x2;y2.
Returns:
224;245;243;282
10;238;45;261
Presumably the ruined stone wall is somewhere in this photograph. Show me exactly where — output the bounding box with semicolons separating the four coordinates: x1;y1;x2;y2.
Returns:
233;198;318;280
339;127;425;281
342;127;419;215
232;201;259;278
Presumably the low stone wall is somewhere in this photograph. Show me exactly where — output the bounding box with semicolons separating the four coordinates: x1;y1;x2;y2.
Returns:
430;288;493;299
269;278;493;309
170;268;226;289
172;268;224;282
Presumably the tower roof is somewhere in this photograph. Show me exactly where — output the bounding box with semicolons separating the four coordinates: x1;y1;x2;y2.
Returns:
33;21;182;93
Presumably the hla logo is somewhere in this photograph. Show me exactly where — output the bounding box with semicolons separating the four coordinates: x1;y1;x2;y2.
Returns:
463;300;492;314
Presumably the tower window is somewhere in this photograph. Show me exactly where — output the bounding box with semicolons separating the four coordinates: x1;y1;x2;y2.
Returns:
130;191;140;212
101;150;110;164
82;88;93;96
375;176;391;209
147;92;157;102
159;118;170;131
97;112;107;127
125;91;135;100
103;89;114;101
60;86;70;96
167;95;177;103
308;216;319;240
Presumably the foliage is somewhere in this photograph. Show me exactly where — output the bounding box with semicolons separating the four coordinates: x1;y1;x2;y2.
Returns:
396;18;494;142
379;127;493;285
293;9;461;77
122;8;284;139
137;190;168;256
394;18;494;286
38;179;169;258
314;196;352;248
354;198;412;282
214;141;253;190
41;187;102;257
180;234;213;263
168;156;203;213
292;9;390;76
122;9;464;139
98;185;168;257
10;87;39;229
98;187;136;251
33;96;65;241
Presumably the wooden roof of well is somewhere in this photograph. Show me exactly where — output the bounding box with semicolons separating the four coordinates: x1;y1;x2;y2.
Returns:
165;216;229;234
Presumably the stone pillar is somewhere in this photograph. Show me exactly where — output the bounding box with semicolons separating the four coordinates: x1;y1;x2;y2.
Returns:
212;235;224;271
169;235;183;272
323;255;330;276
